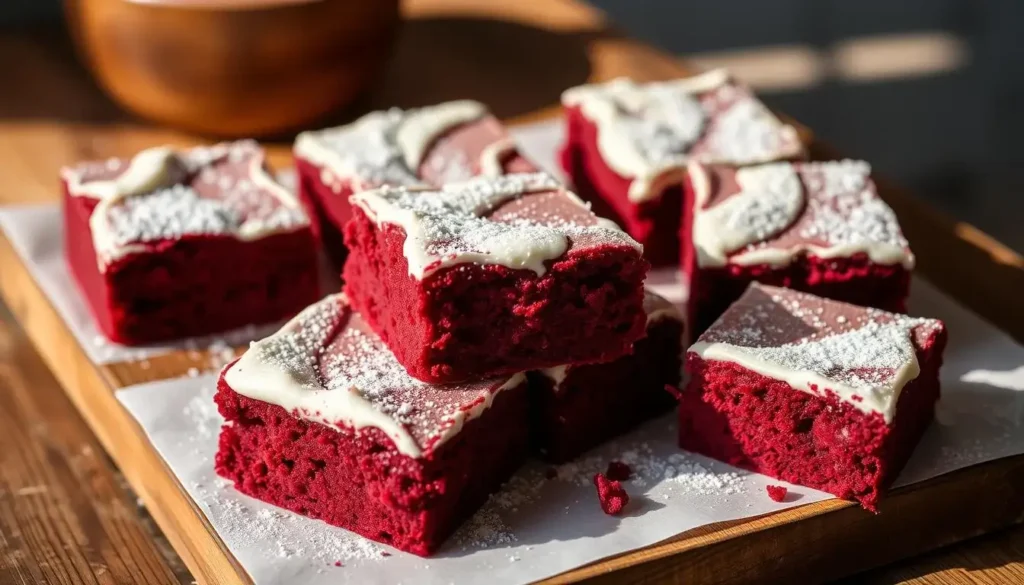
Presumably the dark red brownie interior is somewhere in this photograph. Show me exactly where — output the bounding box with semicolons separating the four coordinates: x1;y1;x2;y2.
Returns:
559;113;684;268
343;172;649;384
294;101;538;268
62;141;319;345
529;291;684;463
558;71;804;266
679;283;946;510
683;160;913;338
215;294;530;556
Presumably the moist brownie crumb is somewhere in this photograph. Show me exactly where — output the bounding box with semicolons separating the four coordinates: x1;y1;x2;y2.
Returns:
766;485;788;502
593;473;630;515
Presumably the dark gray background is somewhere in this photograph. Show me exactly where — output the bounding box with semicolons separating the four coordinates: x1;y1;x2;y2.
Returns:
4;0;1021;252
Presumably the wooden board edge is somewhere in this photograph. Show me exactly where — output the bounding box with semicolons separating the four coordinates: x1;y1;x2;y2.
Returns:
0;232;253;585
5;222;1024;585
546;455;1024;583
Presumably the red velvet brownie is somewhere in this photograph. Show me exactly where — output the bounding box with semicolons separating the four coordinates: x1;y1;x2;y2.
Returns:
559;70;805;266
215;293;530;556
294;100;538;267
529;291;684;463
679;283;947;510
62;141;319;345
683;159;913;337
343;172;649;384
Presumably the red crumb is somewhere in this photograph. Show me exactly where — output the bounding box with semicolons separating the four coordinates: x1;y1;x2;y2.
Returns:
605;461;632;482
334;561;343;567
766;485;788;502
593;473;629;515
381;552;392;558
664;384;683;400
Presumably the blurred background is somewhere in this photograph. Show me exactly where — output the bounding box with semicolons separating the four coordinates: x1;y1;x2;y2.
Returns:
3;0;1020;252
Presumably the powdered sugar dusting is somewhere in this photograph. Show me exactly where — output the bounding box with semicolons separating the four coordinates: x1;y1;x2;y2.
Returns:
693;284;944;421
562;70;802;203
353;173;639;278
795;161;909;260
191;481;389;565
224;294;523;458
701;98;798;164
71;141;308;268
597;80;706;170
294;101;487;190
451;425;748;550
693;162;803;265
296;110;422;188
695;160;913;268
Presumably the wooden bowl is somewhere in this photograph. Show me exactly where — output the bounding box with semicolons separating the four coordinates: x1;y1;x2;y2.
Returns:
64;0;401;136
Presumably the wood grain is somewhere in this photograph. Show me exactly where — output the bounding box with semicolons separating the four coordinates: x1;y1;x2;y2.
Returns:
0;233;250;585
0;311;186;585
1;0;1023;584
842;524;1024;584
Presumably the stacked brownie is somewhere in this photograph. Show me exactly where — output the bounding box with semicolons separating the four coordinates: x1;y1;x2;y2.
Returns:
215;294;532;556
210;104;688;556
63;73;949;556
561;71;947;508
294;100;538;267
530;291;684;463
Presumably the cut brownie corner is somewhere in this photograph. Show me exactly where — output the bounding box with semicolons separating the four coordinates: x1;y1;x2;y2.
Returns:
682;160;913;339
214;293;531;556
559;71;805;267
61;140;319;345
680;283;946;510
529;289;683;463
343;173;649;383
593;472;630;516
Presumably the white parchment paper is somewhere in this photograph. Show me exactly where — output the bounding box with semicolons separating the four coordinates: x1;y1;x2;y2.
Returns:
12;118;1024;584
0;167;323;366
116;274;1024;585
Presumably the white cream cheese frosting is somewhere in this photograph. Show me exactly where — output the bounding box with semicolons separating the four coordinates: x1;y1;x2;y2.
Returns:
350;172;641;279
562;69;804;203
61;141;308;270
293;100;489;190
689;284;943;422
689;160;914;269
224;293;526;459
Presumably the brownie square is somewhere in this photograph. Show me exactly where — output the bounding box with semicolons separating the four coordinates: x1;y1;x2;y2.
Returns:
529;290;684;463
215;293;530;556
679;283;946;510
559;70;805;266
294;100;538;267
343;172;649;384
683;159;913;338
61;140;320;345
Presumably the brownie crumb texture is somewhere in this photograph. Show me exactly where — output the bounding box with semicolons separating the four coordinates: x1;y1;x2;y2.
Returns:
593;473;630;516
766;485;788;502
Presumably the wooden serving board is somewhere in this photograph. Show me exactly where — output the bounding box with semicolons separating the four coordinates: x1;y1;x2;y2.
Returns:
3;1;1024;584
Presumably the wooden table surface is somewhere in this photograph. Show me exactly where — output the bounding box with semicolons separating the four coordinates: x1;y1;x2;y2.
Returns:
2;0;1024;584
